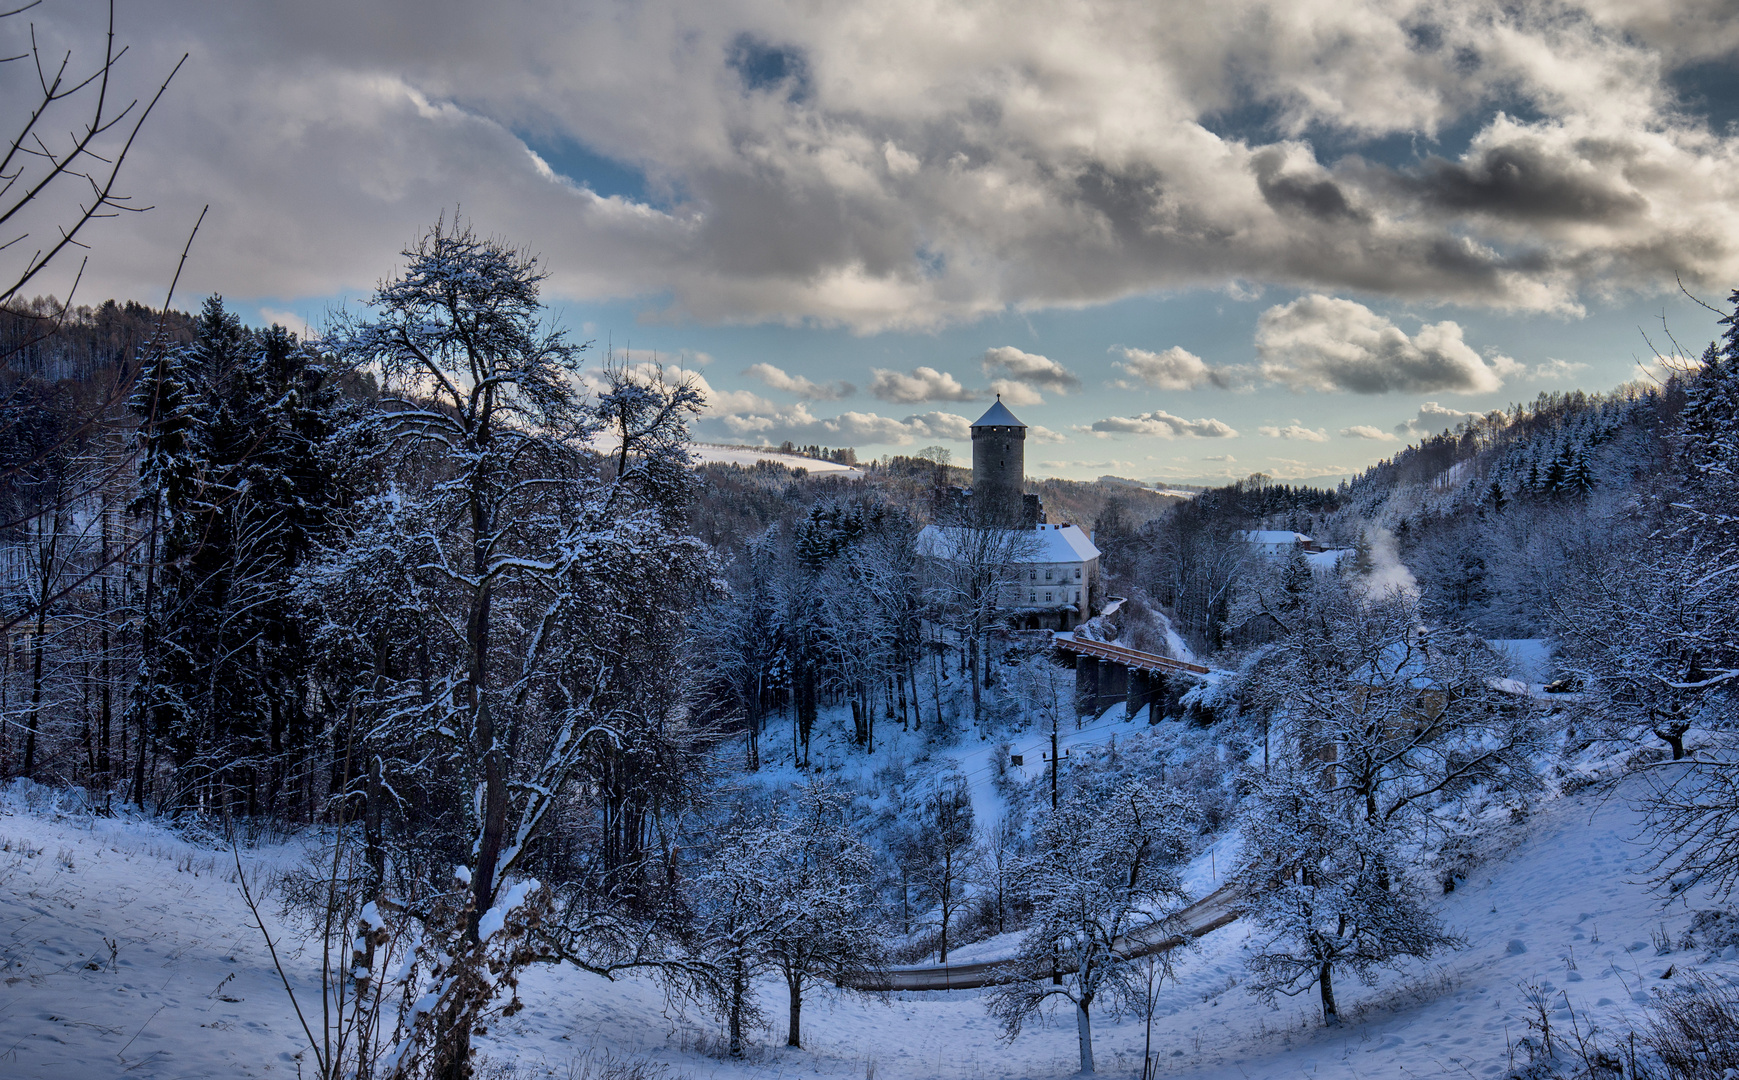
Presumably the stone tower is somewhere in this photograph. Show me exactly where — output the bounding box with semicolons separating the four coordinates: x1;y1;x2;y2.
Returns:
971;396;1027;526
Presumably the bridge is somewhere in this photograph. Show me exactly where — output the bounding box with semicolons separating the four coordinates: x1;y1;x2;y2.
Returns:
1052;633;1213;720
850;885;1240;991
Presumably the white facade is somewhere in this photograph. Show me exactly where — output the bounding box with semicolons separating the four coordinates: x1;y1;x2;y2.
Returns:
917;522;1102;629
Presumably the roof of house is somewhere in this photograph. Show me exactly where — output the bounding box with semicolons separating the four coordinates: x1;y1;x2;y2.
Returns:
917;523;1100;563
970;398;1026;429
1238;530;1313;544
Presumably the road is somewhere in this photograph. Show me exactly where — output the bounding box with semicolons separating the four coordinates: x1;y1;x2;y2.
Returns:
850;885;1241;991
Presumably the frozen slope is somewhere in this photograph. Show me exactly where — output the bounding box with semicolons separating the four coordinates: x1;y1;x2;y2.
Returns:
3;773;1736;1079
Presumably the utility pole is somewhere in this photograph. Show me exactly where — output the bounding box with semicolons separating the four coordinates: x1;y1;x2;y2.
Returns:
1050;707;1059;811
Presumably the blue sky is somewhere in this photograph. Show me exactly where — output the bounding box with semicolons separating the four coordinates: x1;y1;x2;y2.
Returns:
8;0;1737;483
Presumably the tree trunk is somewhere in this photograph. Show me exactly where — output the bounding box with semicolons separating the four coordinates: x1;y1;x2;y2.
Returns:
98;508;112;783
23;600;46;779
1075;998;1095;1074
968;633;981;730
785;970;803;1047
465;439;506;939
1319;961;1339;1026
729;961;748;1058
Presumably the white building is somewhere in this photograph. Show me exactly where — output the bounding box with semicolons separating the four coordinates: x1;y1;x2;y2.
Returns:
917;521;1102;631
1237;529;1319;558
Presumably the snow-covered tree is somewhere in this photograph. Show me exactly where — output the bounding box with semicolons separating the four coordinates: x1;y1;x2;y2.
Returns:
1231;769;1460;1027
1243;579;1545;833
1622;294;1739;896
310;217;715;1076
911;774;978;963
985;780;1195;1074
761;780;885;1048
129;297;348;813
688;779;884;1055
920;523;1039;730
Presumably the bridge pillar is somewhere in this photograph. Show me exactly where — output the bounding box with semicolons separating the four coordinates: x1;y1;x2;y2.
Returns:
1075;656;1100;716
1127;669;1151;720
1099;662;1127;713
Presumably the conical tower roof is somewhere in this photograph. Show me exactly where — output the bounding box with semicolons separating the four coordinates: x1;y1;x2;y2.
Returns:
971;396;1026;429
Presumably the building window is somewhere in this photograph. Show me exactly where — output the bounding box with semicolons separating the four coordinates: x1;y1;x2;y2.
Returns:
1045;568;1053;580
1029;591;1036;602
1075;591;1081;602
1029;569;1036;581
1075;567;1082;579
1045;592;1052;602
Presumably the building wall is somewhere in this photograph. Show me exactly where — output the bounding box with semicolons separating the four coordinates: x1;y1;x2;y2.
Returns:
972;424;1026;526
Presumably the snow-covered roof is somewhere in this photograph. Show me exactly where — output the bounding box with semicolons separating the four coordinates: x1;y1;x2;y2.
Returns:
1238;530;1312;544
970;398;1026;429
1028;523;1100;561
916;523;1100;563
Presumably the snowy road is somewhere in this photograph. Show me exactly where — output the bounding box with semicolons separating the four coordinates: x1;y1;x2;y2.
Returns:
853;884;1241;990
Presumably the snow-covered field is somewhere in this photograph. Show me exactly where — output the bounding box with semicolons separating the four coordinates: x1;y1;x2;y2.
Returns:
690;444;864;477
4;766;1734;1079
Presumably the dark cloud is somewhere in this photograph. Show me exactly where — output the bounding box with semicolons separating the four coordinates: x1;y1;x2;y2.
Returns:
1253;148;1365;222
1392;141;1650;222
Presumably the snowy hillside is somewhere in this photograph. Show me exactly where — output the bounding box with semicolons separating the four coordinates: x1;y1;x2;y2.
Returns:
4;769;1734;1080
691;443;865;477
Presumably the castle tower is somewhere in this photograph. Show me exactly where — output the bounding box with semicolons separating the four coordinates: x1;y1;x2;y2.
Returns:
971;396;1027;526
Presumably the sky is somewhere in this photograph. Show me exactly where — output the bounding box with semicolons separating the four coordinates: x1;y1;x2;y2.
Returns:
5;0;1739;484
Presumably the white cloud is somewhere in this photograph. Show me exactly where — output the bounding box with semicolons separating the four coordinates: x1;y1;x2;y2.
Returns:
1112;345;1223;391
986;378;1045;406
1029;424;1067;444
981;346;1080;391
1255;295;1520;394
743;362;855;400
1258;420;1330;441
1532;357;1589;380
1089;411;1239;439
709;403;971;445
258;308;314;338
593;363;778;415
1394;400;1483;436
1341;424;1399;440
1261;457;1343;480
869;366;977;403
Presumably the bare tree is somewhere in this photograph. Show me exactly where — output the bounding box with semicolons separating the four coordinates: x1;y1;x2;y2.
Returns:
920;522;1039;731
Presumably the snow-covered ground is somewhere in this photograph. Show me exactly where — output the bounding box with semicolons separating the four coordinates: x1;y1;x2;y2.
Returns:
690;443;864;477
4;766;1735;1079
